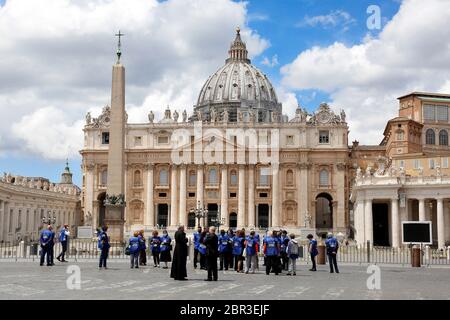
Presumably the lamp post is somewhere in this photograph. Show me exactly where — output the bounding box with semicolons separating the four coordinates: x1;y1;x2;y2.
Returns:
190;201;208;229
42;211;56;226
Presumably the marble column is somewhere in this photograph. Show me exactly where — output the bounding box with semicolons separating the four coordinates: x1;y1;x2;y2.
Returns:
364;199;373;244
238;165;246;228
355;199;365;245
437;198;445;249
248;165;255;228
0;200;4;242
145;164;154;227
170;165;178;227
220;165;228;227
419;198;426;221
85;165;94;226
271;165;280;227
179;165;187;227
336;163;346;230
391;197;400;248
196;165;204;228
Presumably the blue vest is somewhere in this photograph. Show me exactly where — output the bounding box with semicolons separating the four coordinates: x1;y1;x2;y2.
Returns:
245;236;256;256
40;229;52;245
160;235;171;252
326;237;338;253
218;234;230;253
150;236;161;253
129;236;140;254
137;235;146;250
281;236;288;250
310;239;318;256
232;237;244;256
193;232;201;250
198;241;207;255
98;232;110;250
59;228;68;242
265;236;277;256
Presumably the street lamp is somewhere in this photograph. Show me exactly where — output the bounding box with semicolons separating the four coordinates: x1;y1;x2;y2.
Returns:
189;201;208;228
42;211;56;225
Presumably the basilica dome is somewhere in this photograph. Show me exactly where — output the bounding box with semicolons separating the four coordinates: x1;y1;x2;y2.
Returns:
193;28;282;123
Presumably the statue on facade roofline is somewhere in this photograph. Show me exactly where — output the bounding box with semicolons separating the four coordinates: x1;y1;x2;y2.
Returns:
340;109;346;123
2;172;6;182
85;112;92;125
148;111;154;123
356;167;362;180
196;110;202;122
222;109;229;123
173;110;179;122
182;110;187;123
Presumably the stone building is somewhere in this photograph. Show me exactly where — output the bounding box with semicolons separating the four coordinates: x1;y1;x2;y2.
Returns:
0;163;81;243
80;29;350;239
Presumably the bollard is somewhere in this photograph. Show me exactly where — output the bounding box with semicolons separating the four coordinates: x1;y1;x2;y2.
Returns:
447;247;450;264
411;245;421;267
317;244;326;265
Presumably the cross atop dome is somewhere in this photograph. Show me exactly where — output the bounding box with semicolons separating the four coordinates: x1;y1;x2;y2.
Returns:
227;26;250;63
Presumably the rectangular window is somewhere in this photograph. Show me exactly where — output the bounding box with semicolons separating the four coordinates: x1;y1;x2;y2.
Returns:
413;159;421;169
158;136;169;144
319;131;330;144
442;157;449;168
286;135;294;145
436;105;448;121
229;192;237;198
399;160;405;168
260;168;270;186
429;159;435;169
158;193;167;198
188;192;196;198
423;105;435;121
259;193;268;198
102;132;110;145
134;136;142;146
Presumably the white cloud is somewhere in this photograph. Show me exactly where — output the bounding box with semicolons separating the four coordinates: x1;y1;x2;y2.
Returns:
261;54;279;68
297;10;356;31
0;0;270;160
281;0;450;144
276;87;299;117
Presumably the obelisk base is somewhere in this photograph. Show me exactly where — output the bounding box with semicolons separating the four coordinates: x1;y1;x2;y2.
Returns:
104;205;125;242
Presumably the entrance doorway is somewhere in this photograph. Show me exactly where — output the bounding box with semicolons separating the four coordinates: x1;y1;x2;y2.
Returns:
207;204;218;227
188;212;196;229
229;212;237;229
157;204;169;228
373;203;390;247
316;193;333;229
98;192;106;227
258;204;269;229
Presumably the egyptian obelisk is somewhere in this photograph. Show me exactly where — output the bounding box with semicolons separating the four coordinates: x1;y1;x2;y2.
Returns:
104;31;126;241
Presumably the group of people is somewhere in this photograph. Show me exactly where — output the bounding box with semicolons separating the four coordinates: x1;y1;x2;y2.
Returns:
39;224;70;266
128;229;173;269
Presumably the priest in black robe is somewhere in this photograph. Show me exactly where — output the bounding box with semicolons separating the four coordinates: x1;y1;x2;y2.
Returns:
170;225;188;280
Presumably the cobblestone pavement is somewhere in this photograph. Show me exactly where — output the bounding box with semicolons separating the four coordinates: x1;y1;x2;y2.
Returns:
0;260;449;300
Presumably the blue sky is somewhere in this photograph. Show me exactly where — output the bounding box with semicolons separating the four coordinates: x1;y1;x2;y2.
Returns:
4;0;447;189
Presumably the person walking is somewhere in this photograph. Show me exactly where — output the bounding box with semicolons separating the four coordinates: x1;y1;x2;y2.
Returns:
204;226;219;281
149;230;161;267
98;226;110;269
286;234;299;276
193;227;202;269
170;226;188;281
39;225;53;266
138;230;147;266
56;224;70;262
129;231;141;268
307;234;318;272
325;233;339;273
263;231;279;275
244;231;257;274
232;230;245;273
218;229;230;270
159;230;172;269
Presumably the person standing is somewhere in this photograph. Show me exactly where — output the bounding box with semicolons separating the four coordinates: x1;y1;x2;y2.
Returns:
204;226;219;281
56;224;70;262
193;227;202;269
39;225;53;266
129;231;141;268
170;226;188;281
253;230;261;271
244;231;257;274
218;229;230;270
232;230;245;273
263;231;279;275
98;226;110;269
280;230;289;271
198;231;208;270
159;230;172;269
307;234;318;272
138;230;147;266
149;230;161;267
226;229;235;269
286;234;299;276
325;233;339;273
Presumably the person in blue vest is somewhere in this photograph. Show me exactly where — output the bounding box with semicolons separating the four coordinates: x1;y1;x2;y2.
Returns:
307;234;318;272
98;225;110;269
47;226;56;266
159;230;172;269
226;229;235;269
232;230;245;272
218;229;230;270
149;230;161;267
129;231;141;268
39;225;54;266
244;230;258;274
138;230;147;266
56;224;70;262
253;230;261;271
193;227;202;269
263;230;279;275
280;230;289;271
272;230;282;274
198;230;208;270
325;233;339;273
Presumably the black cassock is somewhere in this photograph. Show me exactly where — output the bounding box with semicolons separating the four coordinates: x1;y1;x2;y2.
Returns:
170;230;188;280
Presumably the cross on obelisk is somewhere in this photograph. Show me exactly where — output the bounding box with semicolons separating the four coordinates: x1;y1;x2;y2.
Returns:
115;30;125;63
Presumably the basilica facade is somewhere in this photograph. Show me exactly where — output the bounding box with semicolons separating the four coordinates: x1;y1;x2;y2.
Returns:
80;29;350;238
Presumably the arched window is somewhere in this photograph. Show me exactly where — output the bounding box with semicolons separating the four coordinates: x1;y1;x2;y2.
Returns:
134;170;141;186
101;170;108;186
439;130;448;146
426;129;436;145
286;170;294;185
319;169;329;186
189;170;196;187
159;169;168;186
230;170;238;186
209;168;217;184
